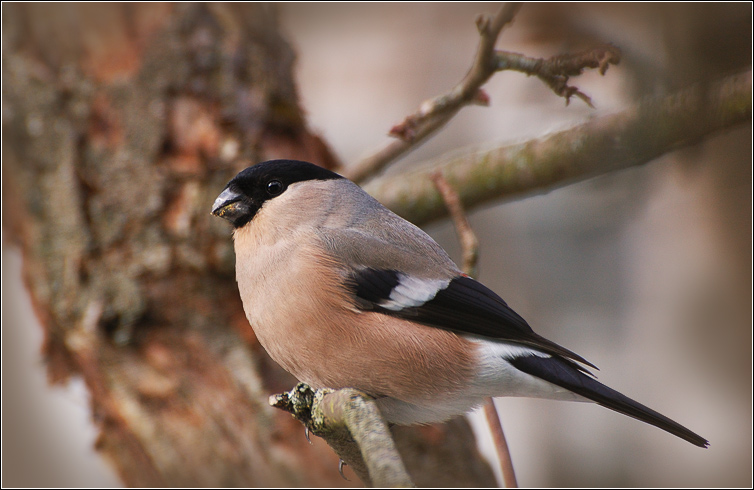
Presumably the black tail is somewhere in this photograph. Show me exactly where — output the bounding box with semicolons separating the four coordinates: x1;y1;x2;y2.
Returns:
509;354;709;448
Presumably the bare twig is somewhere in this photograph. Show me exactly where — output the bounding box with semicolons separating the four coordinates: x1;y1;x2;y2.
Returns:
494;45;621;107
271;383;414;488
483;400;518;488
431;172;518;488
364;69;752;227
344;3;523;183
429;171;479;277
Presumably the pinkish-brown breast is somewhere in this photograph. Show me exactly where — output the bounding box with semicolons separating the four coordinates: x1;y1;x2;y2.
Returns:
232;223;477;403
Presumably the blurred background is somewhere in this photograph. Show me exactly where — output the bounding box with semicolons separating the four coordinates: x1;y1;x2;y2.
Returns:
2;3;751;487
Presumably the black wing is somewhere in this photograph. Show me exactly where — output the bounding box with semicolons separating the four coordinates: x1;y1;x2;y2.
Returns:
346;268;597;371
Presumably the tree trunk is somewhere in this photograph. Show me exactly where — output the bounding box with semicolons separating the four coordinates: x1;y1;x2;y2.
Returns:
2;4;496;486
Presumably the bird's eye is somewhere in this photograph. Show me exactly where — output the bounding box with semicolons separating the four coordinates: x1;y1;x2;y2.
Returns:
266;180;284;196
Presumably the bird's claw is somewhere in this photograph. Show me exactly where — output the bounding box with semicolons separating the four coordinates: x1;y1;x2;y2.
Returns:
338;459;349;481
304;426;312;444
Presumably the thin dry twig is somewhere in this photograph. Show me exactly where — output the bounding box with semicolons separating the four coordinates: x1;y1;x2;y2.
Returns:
345;3;622;184
483;400;519;488
495;44;621;107
345;3;522;183
430;171;518;488
429;171;479;277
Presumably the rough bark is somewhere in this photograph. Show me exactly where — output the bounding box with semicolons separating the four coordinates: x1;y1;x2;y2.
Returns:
2;4;496;487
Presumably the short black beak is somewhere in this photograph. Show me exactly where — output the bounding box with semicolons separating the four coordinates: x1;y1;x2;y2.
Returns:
211;188;251;225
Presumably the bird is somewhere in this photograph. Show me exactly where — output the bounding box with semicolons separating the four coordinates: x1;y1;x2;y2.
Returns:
211;159;708;448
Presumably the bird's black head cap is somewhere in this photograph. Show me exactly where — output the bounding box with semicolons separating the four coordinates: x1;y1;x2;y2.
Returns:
212;159;344;228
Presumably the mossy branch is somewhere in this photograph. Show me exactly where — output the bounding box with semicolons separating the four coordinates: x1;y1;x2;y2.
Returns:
271;383;414;488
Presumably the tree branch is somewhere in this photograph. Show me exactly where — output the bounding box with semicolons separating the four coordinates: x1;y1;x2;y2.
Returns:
271;383;414;488
345;3;622;184
343;3;522;183
430;172;479;277
364;69;752;227
483;401;518;488
494;44;621;107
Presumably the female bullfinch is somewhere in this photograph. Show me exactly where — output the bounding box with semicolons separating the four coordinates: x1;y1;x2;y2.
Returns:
212;159;708;448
